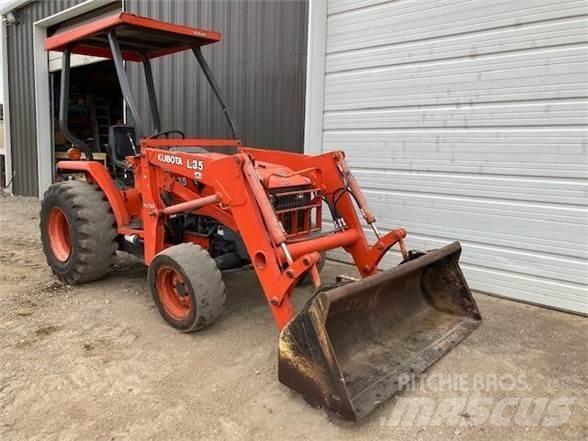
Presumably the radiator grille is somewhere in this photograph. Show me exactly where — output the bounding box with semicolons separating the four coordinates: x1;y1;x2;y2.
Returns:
271;187;322;238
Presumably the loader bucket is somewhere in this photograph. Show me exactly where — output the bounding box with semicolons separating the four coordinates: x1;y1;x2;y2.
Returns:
278;241;481;421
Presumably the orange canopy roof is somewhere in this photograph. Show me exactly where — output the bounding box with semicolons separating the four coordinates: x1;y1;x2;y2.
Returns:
45;12;220;61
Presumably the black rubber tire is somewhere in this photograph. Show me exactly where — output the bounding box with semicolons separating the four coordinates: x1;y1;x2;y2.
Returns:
300;251;327;285
40;180;118;284
148;243;226;332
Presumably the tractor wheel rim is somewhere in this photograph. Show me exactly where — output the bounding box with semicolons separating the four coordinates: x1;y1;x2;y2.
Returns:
156;266;192;321
47;207;72;262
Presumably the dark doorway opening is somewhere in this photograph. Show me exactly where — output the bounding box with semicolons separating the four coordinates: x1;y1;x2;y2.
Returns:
50;60;123;171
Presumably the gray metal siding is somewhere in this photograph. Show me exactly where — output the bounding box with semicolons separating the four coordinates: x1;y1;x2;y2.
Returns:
6;0;308;196
125;0;308;152
6;0;84;196
321;0;588;313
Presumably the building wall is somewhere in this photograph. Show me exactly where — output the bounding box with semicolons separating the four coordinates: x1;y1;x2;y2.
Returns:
6;0;308;196
5;0;84;196
125;0;308;152
316;0;588;313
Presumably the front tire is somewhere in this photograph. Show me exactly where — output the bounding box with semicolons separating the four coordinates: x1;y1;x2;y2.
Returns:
148;243;226;332
40;180;118;284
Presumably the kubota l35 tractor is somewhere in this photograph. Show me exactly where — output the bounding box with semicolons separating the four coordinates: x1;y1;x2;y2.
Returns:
39;12;481;420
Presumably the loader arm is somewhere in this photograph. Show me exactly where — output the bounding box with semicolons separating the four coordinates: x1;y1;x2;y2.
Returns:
132;144;408;329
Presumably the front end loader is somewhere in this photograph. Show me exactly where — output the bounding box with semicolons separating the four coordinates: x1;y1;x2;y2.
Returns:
40;12;481;420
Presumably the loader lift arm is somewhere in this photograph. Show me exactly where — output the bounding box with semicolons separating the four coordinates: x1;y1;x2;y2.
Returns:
122;144;409;329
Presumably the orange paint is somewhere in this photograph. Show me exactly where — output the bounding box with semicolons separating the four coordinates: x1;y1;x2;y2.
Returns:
57;139;409;330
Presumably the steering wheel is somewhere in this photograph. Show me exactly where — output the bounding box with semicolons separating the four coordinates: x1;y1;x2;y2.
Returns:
148;130;186;139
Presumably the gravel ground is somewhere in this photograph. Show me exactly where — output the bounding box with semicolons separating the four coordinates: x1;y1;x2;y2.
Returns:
0;192;586;441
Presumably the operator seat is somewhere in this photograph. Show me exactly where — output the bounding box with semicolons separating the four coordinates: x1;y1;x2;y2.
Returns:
108;124;138;167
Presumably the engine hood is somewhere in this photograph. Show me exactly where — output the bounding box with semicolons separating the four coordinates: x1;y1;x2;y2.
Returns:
254;161;311;190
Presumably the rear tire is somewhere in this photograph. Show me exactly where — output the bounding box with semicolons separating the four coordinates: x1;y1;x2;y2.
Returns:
148;243;226;332
40;180;118;284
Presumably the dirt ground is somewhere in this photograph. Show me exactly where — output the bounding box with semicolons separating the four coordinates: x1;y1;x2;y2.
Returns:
0;193;586;441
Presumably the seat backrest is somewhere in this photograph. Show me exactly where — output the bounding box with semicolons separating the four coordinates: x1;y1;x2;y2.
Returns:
108;125;138;162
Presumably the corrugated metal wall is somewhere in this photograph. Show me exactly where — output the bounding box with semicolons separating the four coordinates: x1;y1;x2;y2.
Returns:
125;0;308;151
5;0;84;196
319;0;588;313
6;0;308;196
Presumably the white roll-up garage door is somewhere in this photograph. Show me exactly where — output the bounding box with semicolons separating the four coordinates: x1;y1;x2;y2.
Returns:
48;51;106;72
317;0;588;313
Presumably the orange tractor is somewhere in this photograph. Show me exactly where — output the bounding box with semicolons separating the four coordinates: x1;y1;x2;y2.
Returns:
40;13;481;420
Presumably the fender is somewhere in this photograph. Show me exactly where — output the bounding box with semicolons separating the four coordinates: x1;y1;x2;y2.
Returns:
57;161;130;226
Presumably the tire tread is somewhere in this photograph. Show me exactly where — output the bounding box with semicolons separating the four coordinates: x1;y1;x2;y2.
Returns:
149;243;226;332
40;180;117;284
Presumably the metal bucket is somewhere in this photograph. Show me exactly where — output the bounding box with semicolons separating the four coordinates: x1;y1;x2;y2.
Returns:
278;241;481;420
